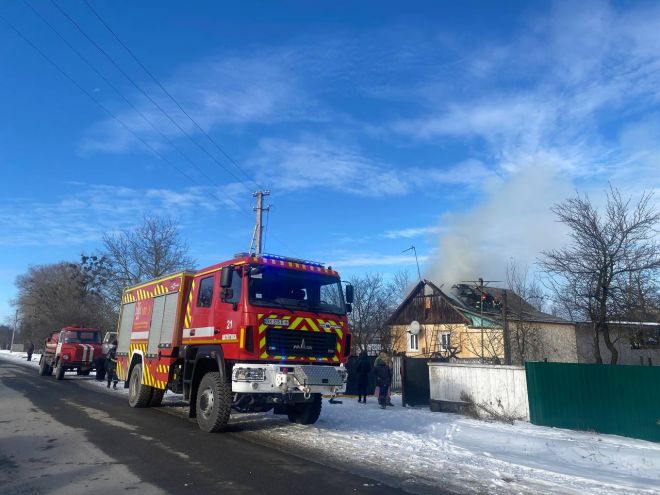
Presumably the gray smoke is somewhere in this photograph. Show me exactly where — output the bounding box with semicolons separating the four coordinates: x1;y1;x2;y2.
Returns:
429;166;572;286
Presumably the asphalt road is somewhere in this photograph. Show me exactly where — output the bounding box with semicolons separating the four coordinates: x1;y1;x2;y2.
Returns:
0;359;410;495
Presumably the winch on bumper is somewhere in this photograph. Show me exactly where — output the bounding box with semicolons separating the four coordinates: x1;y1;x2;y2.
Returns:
231;363;347;396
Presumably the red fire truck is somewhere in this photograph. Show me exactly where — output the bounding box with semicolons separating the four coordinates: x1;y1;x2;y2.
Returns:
38;325;104;380
115;253;353;432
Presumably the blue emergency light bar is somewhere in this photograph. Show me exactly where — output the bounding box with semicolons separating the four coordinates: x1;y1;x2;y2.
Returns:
255;253;326;268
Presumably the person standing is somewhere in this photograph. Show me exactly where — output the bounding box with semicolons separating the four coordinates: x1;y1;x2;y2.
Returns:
105;340;119;389
355;351;371;403
26;341;35;362
372;351;392;409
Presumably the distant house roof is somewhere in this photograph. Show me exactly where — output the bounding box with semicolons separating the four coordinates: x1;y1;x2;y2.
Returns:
386;279;569;327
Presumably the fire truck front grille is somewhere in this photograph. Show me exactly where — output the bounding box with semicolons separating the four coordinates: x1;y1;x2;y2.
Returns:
265;329;337;358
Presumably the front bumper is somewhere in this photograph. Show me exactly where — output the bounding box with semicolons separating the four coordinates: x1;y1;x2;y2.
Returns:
231;363;347;396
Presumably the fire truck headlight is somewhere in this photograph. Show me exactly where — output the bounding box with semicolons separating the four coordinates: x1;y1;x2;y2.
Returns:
62;354;70;361
232;367;266;382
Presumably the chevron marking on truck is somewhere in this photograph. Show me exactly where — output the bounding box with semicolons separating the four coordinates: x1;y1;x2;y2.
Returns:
184;280;196;328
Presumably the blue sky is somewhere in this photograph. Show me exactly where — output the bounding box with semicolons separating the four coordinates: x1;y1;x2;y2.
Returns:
1;0;659;322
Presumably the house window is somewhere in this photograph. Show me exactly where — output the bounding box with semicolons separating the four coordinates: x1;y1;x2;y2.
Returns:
440;332;451;350
409;333;419;351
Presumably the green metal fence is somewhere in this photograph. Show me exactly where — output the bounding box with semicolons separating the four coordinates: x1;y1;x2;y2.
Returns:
525;362;660;442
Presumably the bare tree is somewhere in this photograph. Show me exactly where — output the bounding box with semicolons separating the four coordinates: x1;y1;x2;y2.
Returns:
101;216;195;304
505;260;546;364
540;187;660;364
348;273;392;353
14;261;116;345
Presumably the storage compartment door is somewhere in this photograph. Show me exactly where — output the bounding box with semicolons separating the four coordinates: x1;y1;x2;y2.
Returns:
159;293;179;346
148;295;166;355
117;302;135;354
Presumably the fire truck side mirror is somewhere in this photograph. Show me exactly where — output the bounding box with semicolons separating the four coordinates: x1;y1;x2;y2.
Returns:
345;284;354;304
220;266;233;288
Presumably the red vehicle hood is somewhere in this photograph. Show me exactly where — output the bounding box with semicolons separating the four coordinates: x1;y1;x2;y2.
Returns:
60;343;103;363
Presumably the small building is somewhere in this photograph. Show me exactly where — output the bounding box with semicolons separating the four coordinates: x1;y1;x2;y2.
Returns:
576;321;660;366
386;279;577;364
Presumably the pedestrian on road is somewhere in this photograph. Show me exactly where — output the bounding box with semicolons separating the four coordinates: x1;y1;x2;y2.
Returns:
105;340;119;389
355;350;371;403
25;341;35;362
372;351;392;409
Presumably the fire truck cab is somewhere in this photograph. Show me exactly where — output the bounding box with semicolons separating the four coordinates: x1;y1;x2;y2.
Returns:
115;253;353;432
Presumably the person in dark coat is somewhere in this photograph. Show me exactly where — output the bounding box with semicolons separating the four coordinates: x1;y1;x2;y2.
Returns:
105;340;119;389
25;341;35;362
355;351;371;403
372;352;392;409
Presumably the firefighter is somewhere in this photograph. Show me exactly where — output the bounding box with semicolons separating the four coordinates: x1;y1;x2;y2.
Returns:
105;340;119;389
372;351;392;409
25;341;35;362
355;350;370;403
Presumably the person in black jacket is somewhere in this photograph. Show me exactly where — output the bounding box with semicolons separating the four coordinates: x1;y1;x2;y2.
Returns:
25;341;35;362
372;352;392;409
105;340;119;389
355;351;371;403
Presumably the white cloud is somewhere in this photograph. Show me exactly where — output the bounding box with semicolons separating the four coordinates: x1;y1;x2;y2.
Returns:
80;53;319;154
0;183;246;247
325;253;428;269
383;226;445;239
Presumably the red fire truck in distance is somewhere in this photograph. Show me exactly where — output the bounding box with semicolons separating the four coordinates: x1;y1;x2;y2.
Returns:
115;253;353;432
38;326;104;380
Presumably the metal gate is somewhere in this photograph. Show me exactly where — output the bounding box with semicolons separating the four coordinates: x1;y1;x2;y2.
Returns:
402;357;447;407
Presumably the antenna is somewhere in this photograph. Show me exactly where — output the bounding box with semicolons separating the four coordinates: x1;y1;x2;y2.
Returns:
401;245;422;281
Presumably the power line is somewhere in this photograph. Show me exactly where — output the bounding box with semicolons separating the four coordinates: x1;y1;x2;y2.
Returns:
0;11;253;219
23;0;249;212
82;0;263;192
50;0;257;192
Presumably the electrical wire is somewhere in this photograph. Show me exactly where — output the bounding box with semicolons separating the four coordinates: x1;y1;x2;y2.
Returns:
23;0;250;215
50;0;257;192
0;12;255;219
82;0;263;192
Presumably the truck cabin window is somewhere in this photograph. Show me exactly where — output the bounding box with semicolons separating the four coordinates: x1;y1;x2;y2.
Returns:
248;266;345;315
222;267;242;304
197;276;214;308
62;331;99;343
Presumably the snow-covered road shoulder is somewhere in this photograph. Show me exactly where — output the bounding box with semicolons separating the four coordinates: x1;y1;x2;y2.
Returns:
2;350;658;495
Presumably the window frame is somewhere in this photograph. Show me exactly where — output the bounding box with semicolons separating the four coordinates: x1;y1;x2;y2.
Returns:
408;332;419;352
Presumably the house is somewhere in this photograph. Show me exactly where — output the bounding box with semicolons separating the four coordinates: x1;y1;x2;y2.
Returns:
386;279;577;364
575;320;660;366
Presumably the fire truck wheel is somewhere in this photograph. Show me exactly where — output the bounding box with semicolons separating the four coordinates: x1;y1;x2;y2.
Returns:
196;372;231;433
55;361;66;380
38;358;49;376
149;389;164;407
128;363;153;408
286;394;322;425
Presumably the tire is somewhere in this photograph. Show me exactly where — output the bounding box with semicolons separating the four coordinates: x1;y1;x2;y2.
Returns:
128;363;153;408
286;394;322;425
149;388;165;407
195;372;231;433
55;361;66;380
38;357;49;376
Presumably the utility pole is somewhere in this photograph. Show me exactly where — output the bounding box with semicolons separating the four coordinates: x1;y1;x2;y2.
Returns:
401;245;422;281
10;309;18;353
503;290;511;365
250;190;270;255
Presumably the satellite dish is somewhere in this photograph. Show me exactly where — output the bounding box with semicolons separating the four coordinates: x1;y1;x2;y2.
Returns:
409;320;420;335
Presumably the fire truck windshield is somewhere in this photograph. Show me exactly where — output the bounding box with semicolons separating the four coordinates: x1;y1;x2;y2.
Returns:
248;266;346;315
62;331;100;344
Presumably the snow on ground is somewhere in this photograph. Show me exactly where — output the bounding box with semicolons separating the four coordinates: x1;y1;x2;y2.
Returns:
3;349;659;495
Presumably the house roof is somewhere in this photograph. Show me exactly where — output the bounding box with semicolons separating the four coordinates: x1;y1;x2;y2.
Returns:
387;279;569;327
